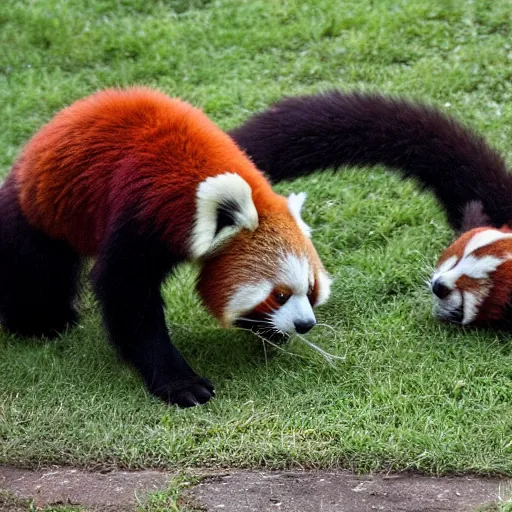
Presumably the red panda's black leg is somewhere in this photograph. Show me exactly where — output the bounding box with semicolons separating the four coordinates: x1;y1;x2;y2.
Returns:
91;217;215;408
0;180;81;338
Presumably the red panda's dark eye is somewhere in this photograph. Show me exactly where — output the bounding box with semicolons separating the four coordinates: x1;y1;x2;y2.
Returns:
306;283;317;306
273;288;291;306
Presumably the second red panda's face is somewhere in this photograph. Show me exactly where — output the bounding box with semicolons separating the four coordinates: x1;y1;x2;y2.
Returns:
431;227;512;325
190;173;331;339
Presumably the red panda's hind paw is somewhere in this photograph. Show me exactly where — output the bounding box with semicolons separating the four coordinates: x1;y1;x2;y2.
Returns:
149;376;216;408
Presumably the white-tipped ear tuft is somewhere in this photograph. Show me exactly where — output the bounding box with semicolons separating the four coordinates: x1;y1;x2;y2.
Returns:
315;270;332;306
190;173;259;259
288;192;312;237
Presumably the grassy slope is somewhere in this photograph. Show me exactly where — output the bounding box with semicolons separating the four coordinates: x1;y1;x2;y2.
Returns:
1;0;512;474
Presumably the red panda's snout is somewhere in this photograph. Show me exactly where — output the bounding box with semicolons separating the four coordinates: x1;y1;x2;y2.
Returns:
431;227;512;325
196;211;331;338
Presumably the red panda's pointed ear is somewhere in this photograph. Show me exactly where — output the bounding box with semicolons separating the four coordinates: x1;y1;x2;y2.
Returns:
190;173;259;259
460;201;492;233
287;192;311;237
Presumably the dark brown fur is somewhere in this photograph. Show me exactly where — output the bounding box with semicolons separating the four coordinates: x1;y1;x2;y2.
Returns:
230;91;511;233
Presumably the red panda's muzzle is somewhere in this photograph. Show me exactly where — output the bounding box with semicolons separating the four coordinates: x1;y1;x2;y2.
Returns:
431;227;512;325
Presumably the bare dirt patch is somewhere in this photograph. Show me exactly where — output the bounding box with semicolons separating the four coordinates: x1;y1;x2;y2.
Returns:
0;466;172;511
0;466;509;511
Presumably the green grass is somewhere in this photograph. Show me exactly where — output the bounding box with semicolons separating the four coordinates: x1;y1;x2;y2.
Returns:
479;504;512;512
1;0;512;475
138;474;202;512
478;491;512;512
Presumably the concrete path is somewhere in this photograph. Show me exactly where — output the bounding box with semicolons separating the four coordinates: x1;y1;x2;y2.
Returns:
187;470;509;511
0;465;509;511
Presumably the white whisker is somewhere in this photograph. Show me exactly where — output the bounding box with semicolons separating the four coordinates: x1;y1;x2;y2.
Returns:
235;321;345;368
235;326;304;359
315;323;338;341
237;317;274;325
295;333;345;368
262;332;268;371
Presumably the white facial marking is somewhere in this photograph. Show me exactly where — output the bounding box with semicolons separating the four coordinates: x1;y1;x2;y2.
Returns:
228;252;329;334
432;255;503;322
287;192;312;238
191;173;259;259
463;229;512;257
462;290;482;325
268;252;321;333
433;255;458;278
277;253;311;295
224;281;273;325
315;270;332;306
271;295;316;333
440;254;504;288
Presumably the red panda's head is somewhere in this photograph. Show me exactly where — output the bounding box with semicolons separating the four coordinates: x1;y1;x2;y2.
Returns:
431;226;512;325
190;173;331;339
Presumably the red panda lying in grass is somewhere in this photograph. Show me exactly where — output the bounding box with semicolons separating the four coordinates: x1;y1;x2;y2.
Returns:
231;91;512;327
0;87;331;407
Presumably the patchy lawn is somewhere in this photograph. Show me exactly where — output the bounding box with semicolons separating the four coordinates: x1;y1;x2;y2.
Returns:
1;0;512;474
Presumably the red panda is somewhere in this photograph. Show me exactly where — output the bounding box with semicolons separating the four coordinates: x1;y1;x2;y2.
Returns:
432;226;512;325
0;87;331;407
230;91;512;327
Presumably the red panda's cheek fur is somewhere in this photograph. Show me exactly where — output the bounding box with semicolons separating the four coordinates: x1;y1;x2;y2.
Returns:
454;275;483;294
195;262;235;326
476;261;512;322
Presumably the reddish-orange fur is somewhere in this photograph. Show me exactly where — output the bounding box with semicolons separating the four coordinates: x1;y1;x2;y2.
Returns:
14;87;283;256
476;260;512;321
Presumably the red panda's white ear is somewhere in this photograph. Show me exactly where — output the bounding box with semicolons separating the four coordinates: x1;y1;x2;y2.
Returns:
287;192;311;237
190;173;259;259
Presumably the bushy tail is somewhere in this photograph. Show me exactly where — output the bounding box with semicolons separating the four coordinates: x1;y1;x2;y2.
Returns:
230;91;512;232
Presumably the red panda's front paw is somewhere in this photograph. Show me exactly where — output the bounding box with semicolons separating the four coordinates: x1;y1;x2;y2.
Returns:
149;376;216;408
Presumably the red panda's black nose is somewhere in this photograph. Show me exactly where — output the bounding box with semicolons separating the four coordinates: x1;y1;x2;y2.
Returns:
294;320;316;334
432;280;451;299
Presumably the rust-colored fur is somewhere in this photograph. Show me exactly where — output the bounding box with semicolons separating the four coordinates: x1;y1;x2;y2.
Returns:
15;87;279;256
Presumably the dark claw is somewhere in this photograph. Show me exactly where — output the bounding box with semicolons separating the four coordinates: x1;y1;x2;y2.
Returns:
149;376;215;408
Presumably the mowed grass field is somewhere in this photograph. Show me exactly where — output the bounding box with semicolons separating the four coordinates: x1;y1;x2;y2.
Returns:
1;0;512;475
